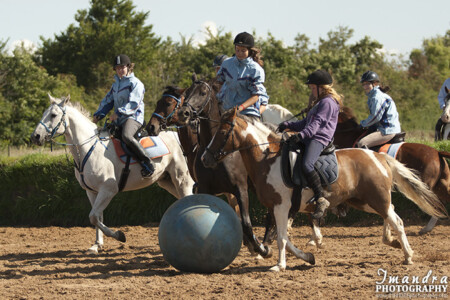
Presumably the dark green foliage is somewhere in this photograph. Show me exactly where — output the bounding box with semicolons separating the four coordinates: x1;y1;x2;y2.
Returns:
0;153;177;226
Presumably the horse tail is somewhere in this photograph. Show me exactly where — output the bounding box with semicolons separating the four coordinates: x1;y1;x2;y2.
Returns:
383;154;448;219
438;151;450;159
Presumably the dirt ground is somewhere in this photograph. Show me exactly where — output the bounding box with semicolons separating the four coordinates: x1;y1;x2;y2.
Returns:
0;225;448;299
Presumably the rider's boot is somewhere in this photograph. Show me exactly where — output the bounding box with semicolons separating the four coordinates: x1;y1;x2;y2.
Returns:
127;138;155;178
306;170;330;219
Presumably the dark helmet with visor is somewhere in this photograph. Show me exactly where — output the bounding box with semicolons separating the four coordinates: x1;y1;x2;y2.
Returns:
234;32;255;48
113;54;131;68
305;70;333;85
360;71;380;83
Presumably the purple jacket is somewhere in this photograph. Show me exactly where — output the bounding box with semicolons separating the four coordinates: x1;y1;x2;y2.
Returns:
285;96;340;146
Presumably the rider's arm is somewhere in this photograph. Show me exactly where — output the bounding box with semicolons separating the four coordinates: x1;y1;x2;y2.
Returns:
117;80;145;116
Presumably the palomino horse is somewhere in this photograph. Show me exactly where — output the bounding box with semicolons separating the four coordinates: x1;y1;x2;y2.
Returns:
436;87;450;140
31;95;194;253
201;108;447;271
335;106;450;234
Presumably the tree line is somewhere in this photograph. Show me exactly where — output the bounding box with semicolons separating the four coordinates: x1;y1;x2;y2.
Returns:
0;0;449;147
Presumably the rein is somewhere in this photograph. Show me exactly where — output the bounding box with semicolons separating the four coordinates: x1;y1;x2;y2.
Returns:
205;117;282;161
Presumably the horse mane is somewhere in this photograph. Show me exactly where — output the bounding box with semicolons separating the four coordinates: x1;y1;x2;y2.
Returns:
163;85;184;97
61;98;91;119
339;106;359;125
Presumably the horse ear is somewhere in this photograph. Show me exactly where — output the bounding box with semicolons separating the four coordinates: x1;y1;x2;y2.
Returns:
64;95;70;104
48;92;56;104
192;73;197;83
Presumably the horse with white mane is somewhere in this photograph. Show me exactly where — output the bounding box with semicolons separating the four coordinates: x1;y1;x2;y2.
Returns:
31;94;194;253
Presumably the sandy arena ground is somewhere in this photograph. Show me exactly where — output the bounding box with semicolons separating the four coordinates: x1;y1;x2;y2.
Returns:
0;225;448;299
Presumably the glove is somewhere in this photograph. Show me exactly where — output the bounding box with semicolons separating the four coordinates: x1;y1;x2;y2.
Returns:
277;122;288;133
288;134;301;147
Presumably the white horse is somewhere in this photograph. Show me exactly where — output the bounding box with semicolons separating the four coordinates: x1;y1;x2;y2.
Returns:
261;104;298;124
31;94;194;253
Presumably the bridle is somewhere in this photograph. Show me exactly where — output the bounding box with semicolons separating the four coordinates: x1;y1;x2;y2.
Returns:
205;118;236;161
182;80;214;120
152;93;183;130
40;104;67;140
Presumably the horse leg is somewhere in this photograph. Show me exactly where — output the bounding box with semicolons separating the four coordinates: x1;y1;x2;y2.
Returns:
88;186;126;244
306;217;324;249
270;202;315;272
235;188;271;258
157;176;181;199
444;124;450;140
86;190;104;254
225;193;240;218
419;217;439;235
384;206;414;265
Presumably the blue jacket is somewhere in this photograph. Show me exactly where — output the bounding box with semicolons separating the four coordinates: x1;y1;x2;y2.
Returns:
93;73;145;126
360;86;401;135
285;96;340;146
216;56;269;117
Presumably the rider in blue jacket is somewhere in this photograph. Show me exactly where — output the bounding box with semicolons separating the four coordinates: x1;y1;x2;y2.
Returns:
216;32;269;118
93;54;155;177
357;71;401;148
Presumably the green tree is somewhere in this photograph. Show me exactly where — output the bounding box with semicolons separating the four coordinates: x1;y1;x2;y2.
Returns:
0;44;84;147
38;0;161;92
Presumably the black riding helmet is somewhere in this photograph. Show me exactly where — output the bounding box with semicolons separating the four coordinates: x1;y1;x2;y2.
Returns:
113;54;131;68
234;32;254;48
305;70;333;85
360;71;380;83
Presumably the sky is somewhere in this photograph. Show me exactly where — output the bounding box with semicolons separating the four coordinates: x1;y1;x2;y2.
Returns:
1;0;449;57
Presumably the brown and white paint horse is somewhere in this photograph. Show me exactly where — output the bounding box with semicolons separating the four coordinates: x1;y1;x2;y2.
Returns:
201;108;447;271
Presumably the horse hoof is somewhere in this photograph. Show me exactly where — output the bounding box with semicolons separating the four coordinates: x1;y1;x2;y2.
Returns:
264;246;273;258
86;246;99;255
418;229;430;235
403;258;413;265
116;231;126;243
307;253;316;265
269;265;285;272
391;240;402;249
306;239;316;247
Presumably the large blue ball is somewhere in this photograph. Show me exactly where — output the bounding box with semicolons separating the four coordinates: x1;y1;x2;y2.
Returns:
158;194;243;273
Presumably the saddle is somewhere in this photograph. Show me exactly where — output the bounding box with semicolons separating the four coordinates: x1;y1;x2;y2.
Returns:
356;128;406;158
281;134;338;189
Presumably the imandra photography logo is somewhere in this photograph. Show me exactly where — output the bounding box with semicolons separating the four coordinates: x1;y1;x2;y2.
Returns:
375;268;448;298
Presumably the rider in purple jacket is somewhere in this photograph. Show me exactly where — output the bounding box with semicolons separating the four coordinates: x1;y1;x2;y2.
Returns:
277;70;342;219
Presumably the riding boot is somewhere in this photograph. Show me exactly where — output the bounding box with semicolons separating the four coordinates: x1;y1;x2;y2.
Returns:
126;138;155;178
306;170;330;219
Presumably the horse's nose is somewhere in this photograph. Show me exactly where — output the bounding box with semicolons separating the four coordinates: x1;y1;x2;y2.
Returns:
30;133;40;144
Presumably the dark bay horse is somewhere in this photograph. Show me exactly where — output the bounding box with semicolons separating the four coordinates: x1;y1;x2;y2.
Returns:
201;108;447;271
335;106;450;234
148;78;272;258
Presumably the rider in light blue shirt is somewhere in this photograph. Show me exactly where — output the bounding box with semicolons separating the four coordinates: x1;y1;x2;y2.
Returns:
93;54;155;177
357;71;401;148
216;32;269;118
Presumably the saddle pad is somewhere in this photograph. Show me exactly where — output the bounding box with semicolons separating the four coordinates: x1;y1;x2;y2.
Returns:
378;142;404;159
282;143;338;189
113;136;171;164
